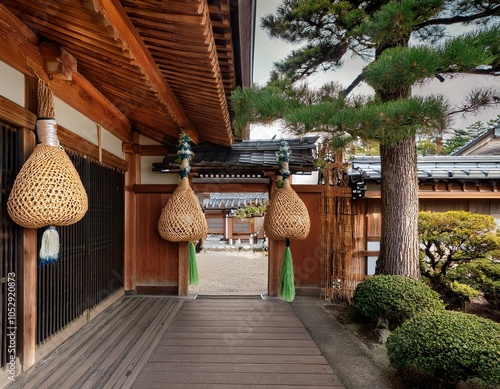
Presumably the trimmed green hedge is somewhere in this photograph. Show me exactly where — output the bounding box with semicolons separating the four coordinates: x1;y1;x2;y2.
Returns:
387;310;500;385
353;275;444;327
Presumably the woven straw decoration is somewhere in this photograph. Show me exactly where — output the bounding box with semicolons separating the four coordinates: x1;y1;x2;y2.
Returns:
158;177;207;242
264;180;310;240
7;144;88;228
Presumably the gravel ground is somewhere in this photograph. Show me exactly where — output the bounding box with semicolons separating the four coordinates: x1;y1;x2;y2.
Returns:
189;250;268;295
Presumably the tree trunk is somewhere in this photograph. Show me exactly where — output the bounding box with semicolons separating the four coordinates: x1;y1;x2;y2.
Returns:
375;137;420;279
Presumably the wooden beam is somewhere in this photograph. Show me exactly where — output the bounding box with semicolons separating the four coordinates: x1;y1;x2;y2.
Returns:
123;133;141;291
133;185;179;194
365;190;500;199
178;242;189;296
192;183;269;193
91;0;199;144
0;96;36;129
18;97;37;372
57;125;128;172
51;73;131;142
135;124;179;146
0;5;131;142
40;42;77;81
0;94;128;172
122;144;169;157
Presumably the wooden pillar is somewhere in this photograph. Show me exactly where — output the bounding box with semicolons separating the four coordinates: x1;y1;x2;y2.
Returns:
123;133;140;292
19;76;37;371
178;242;189;296
226;216;233;240
265;170;283;297
19;131;37;371
268;239;285;297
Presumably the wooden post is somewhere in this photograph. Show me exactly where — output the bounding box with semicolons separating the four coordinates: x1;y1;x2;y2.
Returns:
266;170;282;297
178;242;189;296
226;216;233;241
19;76;37;371
123;132;140;292
268;239;285;297
19;135;37;371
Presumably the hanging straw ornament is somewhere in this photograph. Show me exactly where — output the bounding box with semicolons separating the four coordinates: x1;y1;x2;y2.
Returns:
7;78;88;266
264;141;310;301
158;133;207;285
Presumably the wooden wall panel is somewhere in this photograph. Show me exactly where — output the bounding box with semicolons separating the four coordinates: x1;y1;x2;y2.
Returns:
135;192;178;291
366;199;382;240
419;198;500;215
419;199;469;212
291;187;323;294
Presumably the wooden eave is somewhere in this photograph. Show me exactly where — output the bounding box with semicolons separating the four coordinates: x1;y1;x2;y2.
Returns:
1;0;244;146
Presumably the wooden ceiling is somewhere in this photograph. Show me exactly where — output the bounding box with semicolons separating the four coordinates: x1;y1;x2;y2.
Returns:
0;0;254;146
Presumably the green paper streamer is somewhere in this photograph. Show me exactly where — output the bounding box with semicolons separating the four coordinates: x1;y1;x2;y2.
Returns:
188;241;199;285
280;239;295;302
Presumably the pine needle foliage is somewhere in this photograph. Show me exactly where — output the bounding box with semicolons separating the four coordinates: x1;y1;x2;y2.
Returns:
234;0;500;278
364;27;499;95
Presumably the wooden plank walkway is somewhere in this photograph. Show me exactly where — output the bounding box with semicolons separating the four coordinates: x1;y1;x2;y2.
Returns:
8;296;344;388
133;297;344;388
8;297;183;389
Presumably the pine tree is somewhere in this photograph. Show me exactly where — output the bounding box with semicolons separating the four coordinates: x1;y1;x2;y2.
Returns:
232;1;500;278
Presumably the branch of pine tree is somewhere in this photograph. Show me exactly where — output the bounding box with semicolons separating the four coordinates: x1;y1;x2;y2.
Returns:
343;72;365;96
447;87;500;117
417;6;500;29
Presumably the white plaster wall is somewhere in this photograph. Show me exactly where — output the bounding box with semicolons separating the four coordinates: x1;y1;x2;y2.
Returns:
293;171;319;185
141;156;179;184
139;135;178;184
0;60;123;159
54;98;123;159
0;62;25;107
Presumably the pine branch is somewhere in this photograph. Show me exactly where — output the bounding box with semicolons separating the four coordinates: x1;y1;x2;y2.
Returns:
343;72;365;96
417;6;500;29
447;87;500;117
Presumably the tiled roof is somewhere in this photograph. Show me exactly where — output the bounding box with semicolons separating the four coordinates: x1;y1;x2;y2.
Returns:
451;126;500;156
202;193;269;209
349;156;500;180
152;137;318;173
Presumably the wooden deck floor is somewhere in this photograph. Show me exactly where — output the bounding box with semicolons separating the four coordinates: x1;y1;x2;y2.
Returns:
9;296;344;388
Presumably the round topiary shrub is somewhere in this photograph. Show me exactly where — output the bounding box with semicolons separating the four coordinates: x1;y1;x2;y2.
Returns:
353;275;444;327
387;310;500;385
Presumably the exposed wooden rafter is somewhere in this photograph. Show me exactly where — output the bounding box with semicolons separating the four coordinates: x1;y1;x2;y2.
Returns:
1;0;246;146
0;5;131;141
91;0;199;144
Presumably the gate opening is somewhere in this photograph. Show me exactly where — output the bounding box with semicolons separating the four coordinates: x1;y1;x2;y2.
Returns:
189;192;269;296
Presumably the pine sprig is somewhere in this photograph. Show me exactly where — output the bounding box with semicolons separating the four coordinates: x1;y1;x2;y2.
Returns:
177;132;193;178
276;140;291;187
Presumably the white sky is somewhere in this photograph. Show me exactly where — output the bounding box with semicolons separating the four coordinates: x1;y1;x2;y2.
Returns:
250;0;500;140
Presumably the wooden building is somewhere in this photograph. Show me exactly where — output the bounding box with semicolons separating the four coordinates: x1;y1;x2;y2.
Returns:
0;0;264;377
452;124;500;156
0;1;329;380
323;155;500;301
154;137;318;243
2;0;498;381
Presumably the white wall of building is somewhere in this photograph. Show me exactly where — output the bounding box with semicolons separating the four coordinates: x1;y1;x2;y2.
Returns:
0;60;123;160
0;62;24;107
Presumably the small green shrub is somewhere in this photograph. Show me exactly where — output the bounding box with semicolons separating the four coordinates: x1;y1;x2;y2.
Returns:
353;275;444;327
446;280;480;310
446;258;500;307
449;280;480;298
387;310;500;385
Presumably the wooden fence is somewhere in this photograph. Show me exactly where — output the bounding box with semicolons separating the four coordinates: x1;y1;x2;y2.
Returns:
36;152;125;344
